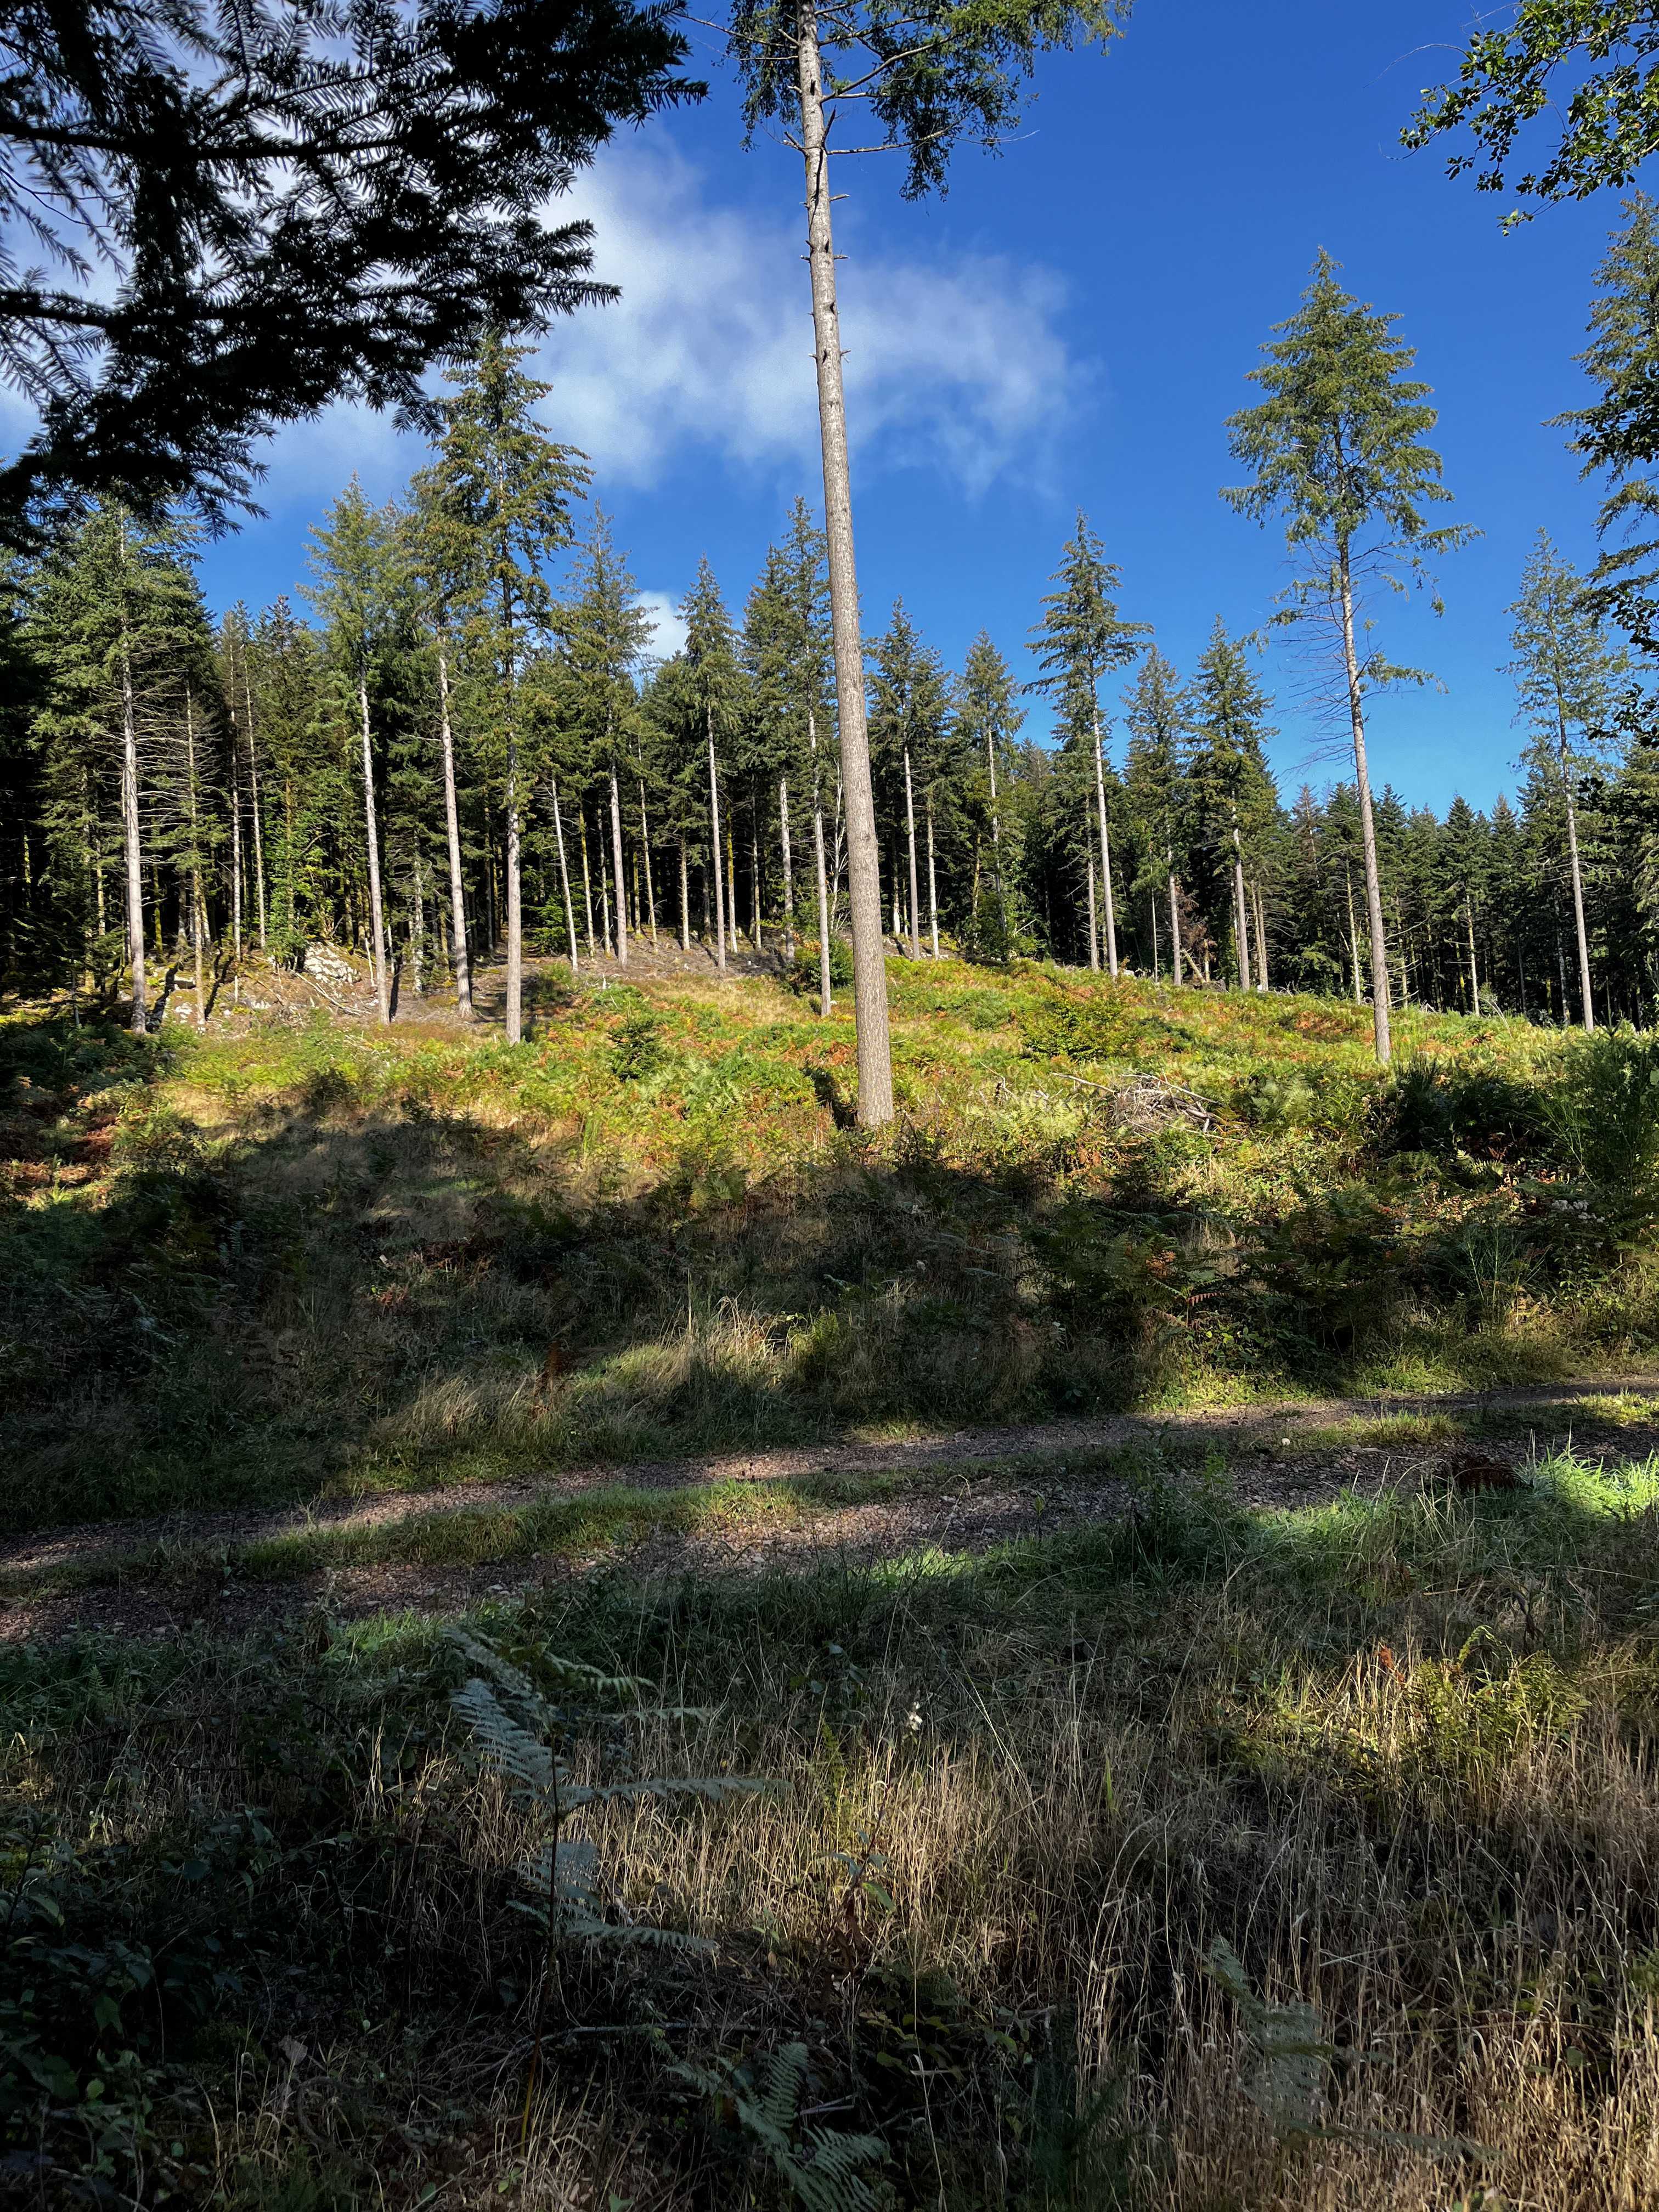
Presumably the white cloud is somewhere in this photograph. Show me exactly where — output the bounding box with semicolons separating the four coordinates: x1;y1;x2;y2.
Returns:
638;588;689;661
538;144;1084;494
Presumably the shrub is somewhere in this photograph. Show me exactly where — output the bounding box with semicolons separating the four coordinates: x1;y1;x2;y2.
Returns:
1544;1030;1659;1237
610;1009;665;1082
1377;1056;1545;1163
789;936;854;994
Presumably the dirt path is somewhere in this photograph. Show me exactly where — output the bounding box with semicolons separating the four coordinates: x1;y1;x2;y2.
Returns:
4;1376;1655;1645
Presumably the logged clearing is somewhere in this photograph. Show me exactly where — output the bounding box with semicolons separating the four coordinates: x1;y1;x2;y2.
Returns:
7;961;1659;2210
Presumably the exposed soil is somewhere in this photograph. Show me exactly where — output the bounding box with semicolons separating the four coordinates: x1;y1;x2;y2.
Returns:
5;1377;1655;1645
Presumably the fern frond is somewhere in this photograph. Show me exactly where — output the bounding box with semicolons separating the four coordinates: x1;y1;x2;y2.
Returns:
1206;1938;1332;2135
450;1676;557;1795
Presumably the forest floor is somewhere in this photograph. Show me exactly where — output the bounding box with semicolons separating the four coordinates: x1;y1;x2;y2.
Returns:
7;958;1659;2210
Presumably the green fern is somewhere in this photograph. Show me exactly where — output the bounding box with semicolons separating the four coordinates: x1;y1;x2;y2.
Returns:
1205;1939;1332;2135
672;2041;889;2212
445;1629;764;1950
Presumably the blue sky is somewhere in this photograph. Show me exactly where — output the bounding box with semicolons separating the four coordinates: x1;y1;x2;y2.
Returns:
199;1;1630;814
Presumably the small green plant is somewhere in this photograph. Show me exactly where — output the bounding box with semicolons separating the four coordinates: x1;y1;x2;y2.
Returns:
1205;1938;1333;2135
1544;1030;1659;1237
609;1009;666;1082
671;2040;889;2212
789;936;855;994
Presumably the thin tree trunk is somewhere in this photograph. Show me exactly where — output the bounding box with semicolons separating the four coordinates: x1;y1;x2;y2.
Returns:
902;745;921;960
117;538;146;1033
926;793;939;957
578;807;596;955
606;752;628;970
1084;827;1098;972
795;0;892;1122
727;823;740;951
1231;814;1251;992
242;657;267;951
679;843;690;954
185;686;206;1029
550;775;578;975
411;862;425;996
1560;716;1595;1032
358;674;391;1024
1345;866;1363;1005
229;746;243;966
811;709;832;1016
780;777;795;959
707;708;726;972
504;729;525;1038
1466;896;1481;1019
1167;859;1183;986
1150;891;1159;982
1338;548;1392;1062
1093;716;1119;977
1252;879;1268;991
436;630;474;1018
639;780;658;946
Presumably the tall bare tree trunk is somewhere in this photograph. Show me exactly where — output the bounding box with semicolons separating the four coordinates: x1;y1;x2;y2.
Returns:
751;805;763;949
679;843;690;953
117;540;147;1033
811;708;832;1017
1231;815;1251;992
1465;896;1481;1019
184;686;206;1029
639;781;658;946
1338;546;1391;1062
358;674;391;1024
606;758;627;970
1167;859;1182;986
1083;800;1099;972
229;746;243;966
900;746;921;960
1093;716;1119;977
925;794;939;958
550;775;578;975
795;0;892;1122
1345;867;1362;1005
436;631;474;1017
241;657;267;951
727;824;740;951
1559;712;1595;1032
1252;881;1268;992
578;808;596;955
780;777;795;959
707;708;726;973
504;730;526;1037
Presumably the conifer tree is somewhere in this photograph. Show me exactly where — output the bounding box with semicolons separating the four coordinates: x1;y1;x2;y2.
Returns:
868;602;952;958
1555;196;1659;654
724;0;1132;1122
679;559;744;974
1188;620;1277;991
415;336;589;1037
1505;531;1626;1030
1123;649;1191;983
306;482;407;1023
1027;514;1148;977
563;512;652;972
26;503;202;1029
956;631;1025;959
1224;252;1470;1063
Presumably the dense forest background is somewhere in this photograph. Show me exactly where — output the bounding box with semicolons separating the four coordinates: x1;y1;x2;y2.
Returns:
6;262;1659;1035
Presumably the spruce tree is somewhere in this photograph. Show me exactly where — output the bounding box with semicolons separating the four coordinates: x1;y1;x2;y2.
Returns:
305;482;408;1023
679;560;745;974
868;602;952;958
1224;251;1469;1062
563;513;653;973
1505;531;1627;1030
1123;650;1192;983
1188;620;1278;991
956;633;1025;960
1027;514;1148;977
415;336;589;1037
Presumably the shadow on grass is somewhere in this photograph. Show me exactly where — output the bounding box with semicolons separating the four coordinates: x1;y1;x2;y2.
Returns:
0;1011;1627;1534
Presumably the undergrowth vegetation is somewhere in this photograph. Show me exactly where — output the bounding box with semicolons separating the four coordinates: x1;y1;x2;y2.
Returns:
2;961;1656;1532
5;1449;1659;2207
8;964;1659;2205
